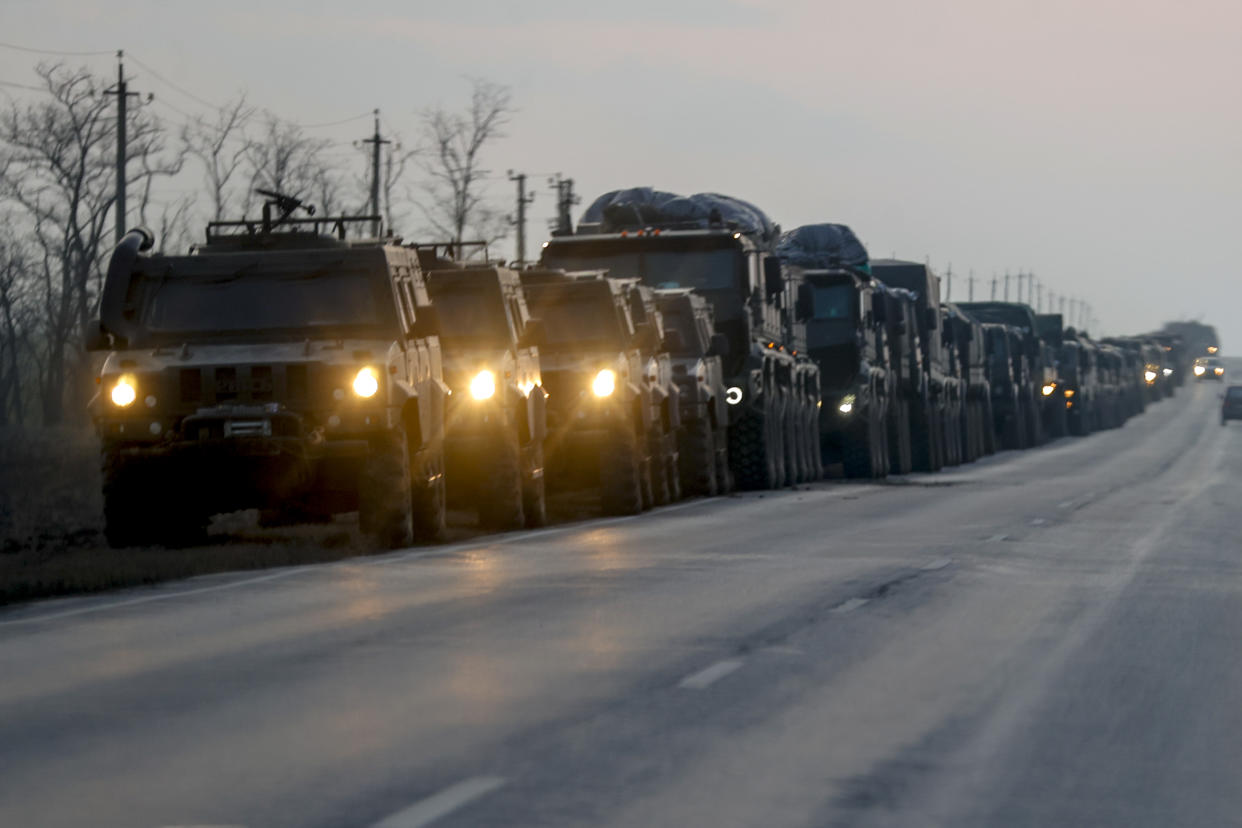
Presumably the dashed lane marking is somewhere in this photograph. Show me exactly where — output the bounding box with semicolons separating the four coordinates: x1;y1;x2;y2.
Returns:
987;533;1009;542
1058;500;1074;508
1030;518;1047;526
831;597;870;614
920;558;952;571
679;659;744;690
370;776;506;828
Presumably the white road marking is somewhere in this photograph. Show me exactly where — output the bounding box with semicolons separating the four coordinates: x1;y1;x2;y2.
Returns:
370;776;506;828
1030;518;1047;526
987;533;1008;542
831;597;870;614
1058;500;1074;509
679;659;744;689
920;558;952;571
760;645;806;656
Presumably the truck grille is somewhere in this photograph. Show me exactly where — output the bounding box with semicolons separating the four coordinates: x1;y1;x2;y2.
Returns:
175;364;320;407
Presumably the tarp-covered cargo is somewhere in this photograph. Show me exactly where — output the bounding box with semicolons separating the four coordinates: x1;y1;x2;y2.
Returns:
776;223;870;273
578;188;778;242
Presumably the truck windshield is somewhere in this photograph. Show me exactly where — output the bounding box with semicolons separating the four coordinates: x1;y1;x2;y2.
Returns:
811;285;854;320
427;283;513;347
543;248;739;292
141;273;385;335
526;290;626;352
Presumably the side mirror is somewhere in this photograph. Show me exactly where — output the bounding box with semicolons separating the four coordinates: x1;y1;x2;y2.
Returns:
633;322;659;353
763;257;783;297
872;297;887;324
661;328;685;354
84;324;112;352
925;307;938;330
411;304;441;339
708;332;729;358
964;325;975;342
942;322;954;344
796;283;814;322
517;318;546;349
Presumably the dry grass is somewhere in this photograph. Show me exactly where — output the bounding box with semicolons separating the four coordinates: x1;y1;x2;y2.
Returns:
0;427;608;606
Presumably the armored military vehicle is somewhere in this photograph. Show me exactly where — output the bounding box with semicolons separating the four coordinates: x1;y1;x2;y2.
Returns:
1057;329;1100;436
871;260;949;471
519;269;657;514
655;288;732;495
425;264;548;529
88;198;448;548
944;303;992;462
980;322;1028;449
621;280;683;505
958;302;1047;447
1035;314;1070;439
540;189;804;491
874;283;923;475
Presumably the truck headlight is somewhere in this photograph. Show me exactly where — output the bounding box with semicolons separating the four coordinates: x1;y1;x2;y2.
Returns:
839;393;856;414
592;369;616;397
469;369;496;400
1215;367;1225;376
110;376;137;407
352;366;380;398
1194;365;1206;376
1042;384;1056;396
1144;370;1157;383
1162;367;1173;377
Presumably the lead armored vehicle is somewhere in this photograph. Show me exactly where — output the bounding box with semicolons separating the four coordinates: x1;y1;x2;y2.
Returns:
88;198;448;548
425;263;548;529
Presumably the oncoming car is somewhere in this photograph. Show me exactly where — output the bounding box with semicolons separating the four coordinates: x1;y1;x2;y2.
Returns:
1194;356;1226;381
1223;385;1242;425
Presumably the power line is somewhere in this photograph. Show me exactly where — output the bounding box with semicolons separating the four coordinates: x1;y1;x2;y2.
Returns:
126;54;221;111
0;79;44;92
299;111;374;129
0;40;113;57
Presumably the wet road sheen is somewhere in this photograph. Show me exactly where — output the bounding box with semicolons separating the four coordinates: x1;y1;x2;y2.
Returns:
1;382;1238;827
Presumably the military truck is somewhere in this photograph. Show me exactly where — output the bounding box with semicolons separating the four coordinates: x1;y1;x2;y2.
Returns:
1057;329;1100;436
88;201;448;548
1035;314;1070;439
980;323;1028;449
620;280;683;505
958;302;1047;447
874;283;923;475
425;264;548;529
540;189;804;490
944;303;992;462
871;260;949;471
519;269;657;514
655;288;732;495
937;305;966;467
775;224;887;479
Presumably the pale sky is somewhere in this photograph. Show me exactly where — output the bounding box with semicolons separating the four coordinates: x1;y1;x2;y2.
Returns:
2;0;1239;344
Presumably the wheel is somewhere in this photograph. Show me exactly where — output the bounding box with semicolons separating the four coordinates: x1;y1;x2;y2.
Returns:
729;404;778;490
842;411;881;478
888;399;912;475
522;442;548;528
601;427;644;515
477;430;525;530
911;401;936;472
359;429;414;549
102;450;152;547
647;428;672;507
679;416;718;497
783;397;800;486
770;392;788;487
410;444;446;543
715;428;734;493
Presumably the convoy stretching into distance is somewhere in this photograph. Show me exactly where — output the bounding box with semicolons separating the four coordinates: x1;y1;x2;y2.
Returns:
86;188;1221;548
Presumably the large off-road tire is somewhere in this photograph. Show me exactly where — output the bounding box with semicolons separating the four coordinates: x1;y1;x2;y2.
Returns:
359;430;414;549
647;429;672;507
910;401;934;472
102;450;152;548
730;405;778;491
679;417;718;497
601;427;644;515
715;428;734;493
782;399;800;486
769;393;788;488
410;445;446;543
944;407;962;467
843;411;882;479
477;430;525;531
522;442;548;528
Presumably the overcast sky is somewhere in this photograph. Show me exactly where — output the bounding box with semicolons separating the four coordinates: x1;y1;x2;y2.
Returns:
2;0;1239;343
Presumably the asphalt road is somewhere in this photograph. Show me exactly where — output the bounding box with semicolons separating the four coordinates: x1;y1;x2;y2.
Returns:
1;379;1238;828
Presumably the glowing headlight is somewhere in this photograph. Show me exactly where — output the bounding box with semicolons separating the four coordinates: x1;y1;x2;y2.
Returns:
1144;370;1158;383
352;366;380;398
1208;346;1219;354
1064;389;1075;398
1042;384;1056;396
1194;365;1206;376
592;369;616;397
469;369;496;400
1162;368;1173;377
1215;367;1225;376
839;393;856;414
110;376;136;407
725;386;743;405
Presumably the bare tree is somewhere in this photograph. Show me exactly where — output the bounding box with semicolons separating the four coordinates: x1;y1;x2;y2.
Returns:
0;63;180;424
244;112;350;216
182;95;254;221
416;78;513;252
0;223;34;425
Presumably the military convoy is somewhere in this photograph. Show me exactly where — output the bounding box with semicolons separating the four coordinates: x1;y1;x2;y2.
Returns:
86;188;1202;549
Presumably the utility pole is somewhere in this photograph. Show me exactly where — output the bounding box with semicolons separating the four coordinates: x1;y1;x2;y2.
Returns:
945;264;952;301
1004;271;1011;301
360;110;390;238
967;269;976;301
507;171;535;265
991;274;998;300
548;175;579;237
1060;296;1066;318
104;51;141;246
1036;281;1043;312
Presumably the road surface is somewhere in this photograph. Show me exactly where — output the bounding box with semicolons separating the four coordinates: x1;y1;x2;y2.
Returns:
1;380;1237;827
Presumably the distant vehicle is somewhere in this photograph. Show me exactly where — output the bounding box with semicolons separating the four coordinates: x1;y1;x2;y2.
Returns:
1223;385;1242;424
1194;356;1225;381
